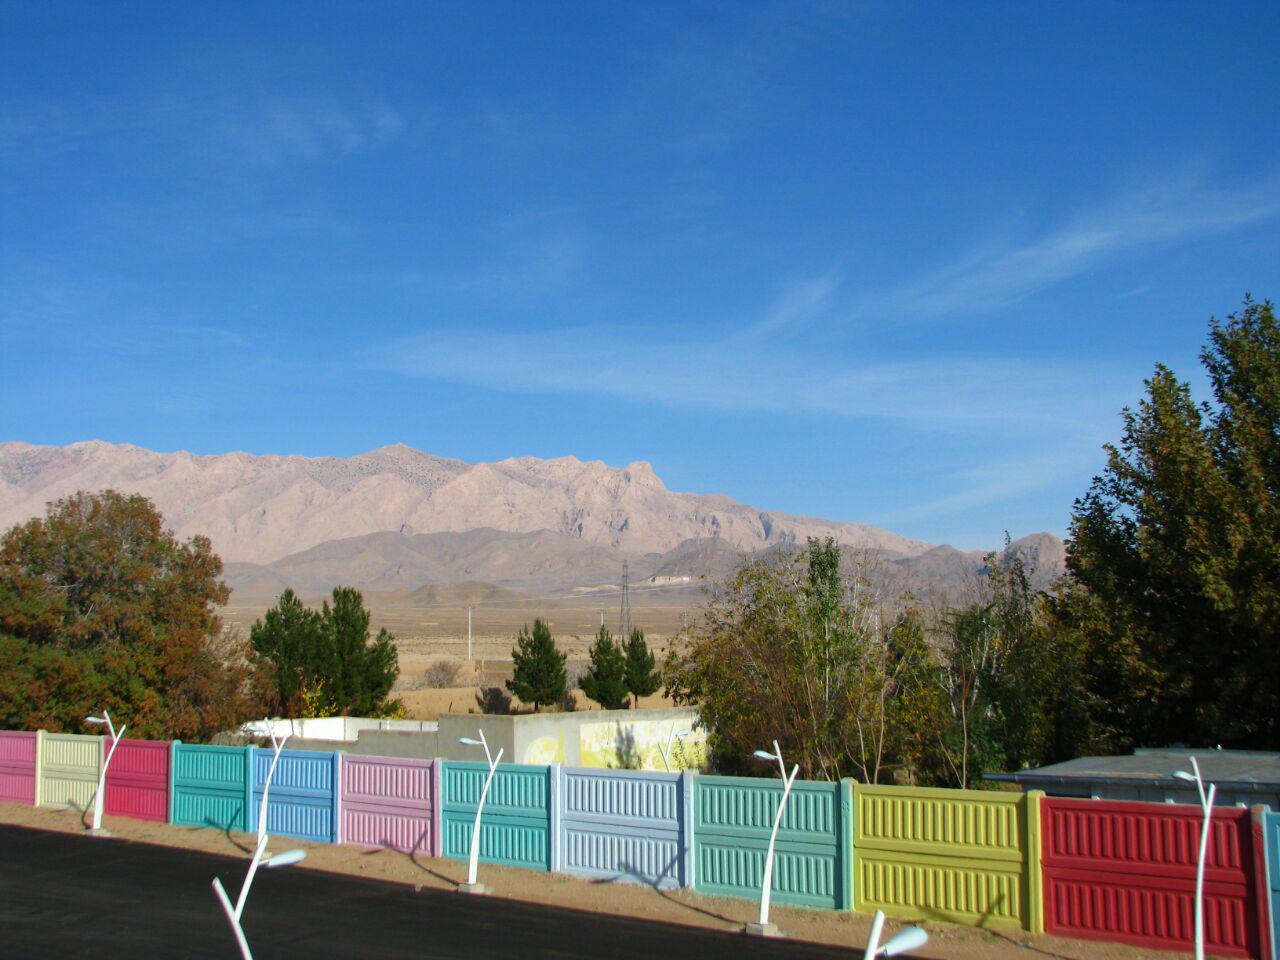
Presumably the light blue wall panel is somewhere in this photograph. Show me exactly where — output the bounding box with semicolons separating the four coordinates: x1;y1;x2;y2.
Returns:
556;767;688;888
248;748;339;844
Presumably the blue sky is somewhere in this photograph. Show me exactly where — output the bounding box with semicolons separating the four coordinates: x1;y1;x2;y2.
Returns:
2;2;1278;549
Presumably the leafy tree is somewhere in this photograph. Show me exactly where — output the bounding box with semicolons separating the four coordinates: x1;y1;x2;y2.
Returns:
665;538;922;781
250;587;401;717
622;628;660;706
506;618;566;710
0;490;262;740
1065;297;1279;749
580;625;629;709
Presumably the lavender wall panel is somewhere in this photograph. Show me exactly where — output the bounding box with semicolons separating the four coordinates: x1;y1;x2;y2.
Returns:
340;755;438;855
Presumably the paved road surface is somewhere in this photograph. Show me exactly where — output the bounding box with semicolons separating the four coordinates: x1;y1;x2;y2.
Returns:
0;825;857;959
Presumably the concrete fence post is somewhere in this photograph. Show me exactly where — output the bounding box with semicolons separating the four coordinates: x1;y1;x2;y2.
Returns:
549;763;563;874
33;729;45;807
681;768;697;888
243;744;254;835
1027;789;1045;934
332;750;343;845
431;758;443;858
839;778;855;912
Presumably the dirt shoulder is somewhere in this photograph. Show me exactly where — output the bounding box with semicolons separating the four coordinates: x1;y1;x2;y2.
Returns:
0;802;1170;960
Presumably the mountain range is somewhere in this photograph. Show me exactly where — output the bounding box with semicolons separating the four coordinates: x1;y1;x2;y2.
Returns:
0;441;1066;597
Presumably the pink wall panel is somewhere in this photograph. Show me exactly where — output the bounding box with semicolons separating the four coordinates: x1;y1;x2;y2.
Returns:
104;738;170;822
0;731;37;805
340;755;438;855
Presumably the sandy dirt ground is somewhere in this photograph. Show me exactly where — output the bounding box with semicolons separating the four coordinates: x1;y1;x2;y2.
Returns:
0;802;1178;960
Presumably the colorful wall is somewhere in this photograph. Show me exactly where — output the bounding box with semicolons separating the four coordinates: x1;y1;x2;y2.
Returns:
0;726;1276;960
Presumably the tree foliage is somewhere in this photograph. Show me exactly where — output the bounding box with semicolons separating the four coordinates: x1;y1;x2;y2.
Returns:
665;537;937;781
506;618;566;710
623;628;660;705
0;490;262;740
1064;296;1280;749
250;587;401;718
579;625;629;709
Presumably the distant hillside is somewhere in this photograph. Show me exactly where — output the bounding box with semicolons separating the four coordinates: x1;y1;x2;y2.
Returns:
1;440;1066;600
222;527;1065;599
0;440;930;563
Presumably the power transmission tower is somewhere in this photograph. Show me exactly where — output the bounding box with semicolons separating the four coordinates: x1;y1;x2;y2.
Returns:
618;560;632;640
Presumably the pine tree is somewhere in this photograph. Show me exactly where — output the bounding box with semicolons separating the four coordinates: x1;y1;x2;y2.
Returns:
623;628;660;707
580;625;629;709
251;587;400;718
1065;296;1280;749
506;618;567;711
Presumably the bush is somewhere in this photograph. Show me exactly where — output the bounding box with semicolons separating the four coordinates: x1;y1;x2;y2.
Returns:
424;659;462;688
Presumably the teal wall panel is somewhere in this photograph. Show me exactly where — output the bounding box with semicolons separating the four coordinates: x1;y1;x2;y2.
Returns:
170;742;250;832
441;761;552;872
694;774;849;910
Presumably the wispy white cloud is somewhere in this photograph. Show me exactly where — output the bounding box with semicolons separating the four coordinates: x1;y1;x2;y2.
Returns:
368;322;1127;432
743;269;842;338
0;94;405;164
852;168;1280;320
211;97;404;164
870;444;1104;526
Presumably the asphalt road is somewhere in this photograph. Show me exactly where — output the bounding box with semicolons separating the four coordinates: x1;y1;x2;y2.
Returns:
0;825;857;960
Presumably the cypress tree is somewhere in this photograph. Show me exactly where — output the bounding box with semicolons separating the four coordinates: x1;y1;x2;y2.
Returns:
506;618;567;710
580;625;629;709
623;627;660;707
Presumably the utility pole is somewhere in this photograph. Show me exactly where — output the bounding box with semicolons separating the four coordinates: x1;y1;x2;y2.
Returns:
619;560;632;640
467;605;472;661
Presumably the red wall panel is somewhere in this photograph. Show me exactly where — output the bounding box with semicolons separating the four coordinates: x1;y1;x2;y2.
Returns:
1043;797;1269;960
104;738;170;822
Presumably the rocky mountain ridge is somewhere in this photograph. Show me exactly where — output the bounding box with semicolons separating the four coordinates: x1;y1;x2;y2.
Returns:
0;440;1066;597
0;439;931;563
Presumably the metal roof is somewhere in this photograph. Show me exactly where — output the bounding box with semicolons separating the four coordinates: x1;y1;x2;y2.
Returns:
985;748;1280;792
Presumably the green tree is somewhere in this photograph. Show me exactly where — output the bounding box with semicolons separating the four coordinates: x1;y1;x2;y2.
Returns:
250;587;401;717
665;538;916;781
506;618;566;710
622;628;660;706
0;490;263;740
1065;297;1280;749
579;625;629;709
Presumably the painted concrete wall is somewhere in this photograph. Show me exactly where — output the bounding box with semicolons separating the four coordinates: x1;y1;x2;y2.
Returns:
435;708;704;769
242;717;437;742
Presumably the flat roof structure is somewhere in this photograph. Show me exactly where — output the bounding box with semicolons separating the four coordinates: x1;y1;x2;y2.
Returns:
986;747;1280;810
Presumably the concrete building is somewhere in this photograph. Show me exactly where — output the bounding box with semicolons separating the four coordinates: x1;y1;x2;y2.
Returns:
986;747;1280;810
242;707;705;771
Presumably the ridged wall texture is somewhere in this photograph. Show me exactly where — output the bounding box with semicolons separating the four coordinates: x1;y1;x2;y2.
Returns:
694;775;851;910
104;739;170;822
557;768;688;888
1042;798;1269;959
0;731;37;805
442;762;552;871
170;742;251;832
36;733;102;810
340;755;439;855
249;748;339;844
1265;811;1279;960
852;784;1042;932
